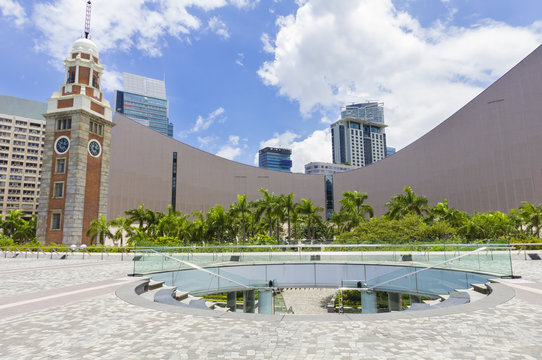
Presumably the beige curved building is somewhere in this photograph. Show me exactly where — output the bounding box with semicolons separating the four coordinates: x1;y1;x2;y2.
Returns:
108;44;542;219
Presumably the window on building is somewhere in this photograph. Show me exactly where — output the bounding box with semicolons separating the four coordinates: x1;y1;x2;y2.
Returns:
53;182;64;198
55;158;66;174
67;70;75;84
56;118;72;131
51;212;62;230
89;121;103;136
92;74;100;89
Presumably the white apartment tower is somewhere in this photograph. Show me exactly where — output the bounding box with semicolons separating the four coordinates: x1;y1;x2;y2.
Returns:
330;102;387;167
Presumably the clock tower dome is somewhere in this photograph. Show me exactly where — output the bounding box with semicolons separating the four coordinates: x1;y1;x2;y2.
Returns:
37;2;113;245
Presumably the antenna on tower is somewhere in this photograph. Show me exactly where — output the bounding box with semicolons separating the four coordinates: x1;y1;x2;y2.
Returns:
84;0;92;39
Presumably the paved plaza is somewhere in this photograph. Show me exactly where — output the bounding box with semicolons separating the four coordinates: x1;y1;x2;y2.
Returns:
0;251;541;359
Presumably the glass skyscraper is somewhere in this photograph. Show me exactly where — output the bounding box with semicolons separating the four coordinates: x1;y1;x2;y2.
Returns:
114;73;174;137
258;147;292;172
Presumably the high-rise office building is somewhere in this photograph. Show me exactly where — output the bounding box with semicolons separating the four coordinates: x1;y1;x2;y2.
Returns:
258;147;292;172
0;95;46;218
114;73;173;137
330;102;387;167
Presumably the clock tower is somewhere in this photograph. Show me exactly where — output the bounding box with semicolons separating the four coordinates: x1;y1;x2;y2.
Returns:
37;2;113;245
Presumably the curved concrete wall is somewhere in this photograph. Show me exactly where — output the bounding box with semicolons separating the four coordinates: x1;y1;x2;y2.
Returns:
334;45;542;215
108;45;542;218
108;115;325;218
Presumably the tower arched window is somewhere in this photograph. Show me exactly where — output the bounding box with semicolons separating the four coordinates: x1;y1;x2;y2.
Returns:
67;70;76;84
92;74;100;89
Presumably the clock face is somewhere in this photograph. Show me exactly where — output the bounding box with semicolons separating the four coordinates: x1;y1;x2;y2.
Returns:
88;139;101;157
54;136;70;155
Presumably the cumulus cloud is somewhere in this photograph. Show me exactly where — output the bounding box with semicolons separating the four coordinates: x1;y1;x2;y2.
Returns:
229;135;240;145
261;33;274;53
197;135;219;147
20;0;231;63
178;107;226;138
229;0;260;9
256;129;331;172
216;134;243;160
258;0;542;150
208;16;230;39
100;70;123;94
216;145;242;160
0;0;26;26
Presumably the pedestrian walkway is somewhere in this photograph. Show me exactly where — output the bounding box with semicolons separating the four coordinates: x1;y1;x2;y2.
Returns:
0;253;541;359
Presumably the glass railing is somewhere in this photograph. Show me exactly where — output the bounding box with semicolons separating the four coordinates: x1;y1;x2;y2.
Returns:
133;241;513;278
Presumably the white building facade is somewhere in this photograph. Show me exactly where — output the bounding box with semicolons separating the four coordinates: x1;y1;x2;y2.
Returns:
331;102;387;167
304;162;356;175
0;95;46;218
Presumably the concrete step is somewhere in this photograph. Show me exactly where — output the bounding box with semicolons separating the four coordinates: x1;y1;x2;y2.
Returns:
438;294;449;301
174;290;189;301
471;283;489;294
148;280;164;290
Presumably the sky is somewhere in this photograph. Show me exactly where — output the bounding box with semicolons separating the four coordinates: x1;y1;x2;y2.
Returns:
1;0;542;172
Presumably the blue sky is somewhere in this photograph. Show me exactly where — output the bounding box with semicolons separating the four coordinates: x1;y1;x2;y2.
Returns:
1;0;542;172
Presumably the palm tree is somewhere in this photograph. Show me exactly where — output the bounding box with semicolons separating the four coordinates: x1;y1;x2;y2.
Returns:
125;203;147;229
428;199;466;227
230;194;250;244
2;210;25;238
273;195;286;244
158;206;189;243
86;214;113;245
385;186;429;220
283;193;296;243
206;205;229;243
339;191;373;230
13;216;37;243
297;198;324;240
254;188;277;238
518;201;542;237
188;211;206;245
110;216;133;247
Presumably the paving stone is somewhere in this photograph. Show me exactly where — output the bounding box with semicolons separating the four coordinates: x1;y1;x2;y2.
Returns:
0;255;541;359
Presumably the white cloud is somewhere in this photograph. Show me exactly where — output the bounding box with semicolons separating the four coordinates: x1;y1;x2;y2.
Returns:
216;145;242;160
100;70;122;93
208;16;230;39
0;0;26;26
261;33;274;53
236;53;245;66
178;107;226;138
216;134;243;160
27;0;230;62
258;0;542;150
229;0;260;9
256;129;331;173
197;135;218;147
229;135;240;145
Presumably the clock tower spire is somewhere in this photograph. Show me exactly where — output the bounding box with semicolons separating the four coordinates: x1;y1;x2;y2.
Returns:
37;2;113;245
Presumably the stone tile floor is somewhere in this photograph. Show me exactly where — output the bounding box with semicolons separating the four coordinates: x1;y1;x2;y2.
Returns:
0;251;541;359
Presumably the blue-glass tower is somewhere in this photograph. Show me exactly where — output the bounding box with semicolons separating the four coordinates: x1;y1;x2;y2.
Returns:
114;73;174;137
258;147;292;172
